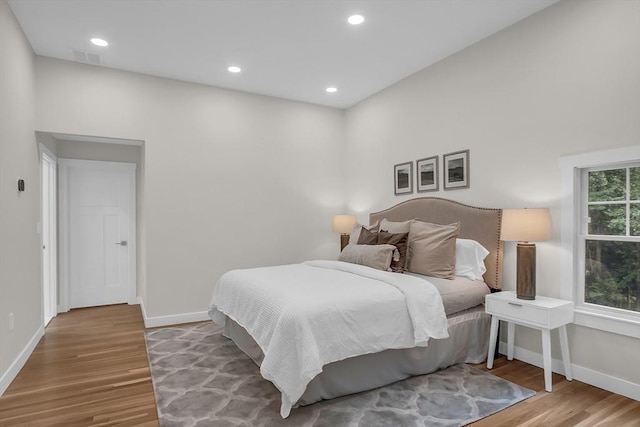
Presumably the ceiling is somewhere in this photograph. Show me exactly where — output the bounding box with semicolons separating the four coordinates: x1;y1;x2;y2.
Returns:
8;0;559;109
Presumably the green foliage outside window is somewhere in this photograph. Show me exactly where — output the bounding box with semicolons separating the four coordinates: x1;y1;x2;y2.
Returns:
585;167;639;312
585;240;639;311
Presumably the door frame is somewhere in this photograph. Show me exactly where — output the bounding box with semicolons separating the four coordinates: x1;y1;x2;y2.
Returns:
58;158;137;312
40;144;58;326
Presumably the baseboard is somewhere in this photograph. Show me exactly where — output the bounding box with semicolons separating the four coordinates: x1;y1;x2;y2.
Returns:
0;326;44;396
136;296;147;320
137;296;210;328
498;341;640;401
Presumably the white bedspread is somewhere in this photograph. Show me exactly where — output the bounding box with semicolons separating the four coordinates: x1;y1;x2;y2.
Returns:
208;260;448;418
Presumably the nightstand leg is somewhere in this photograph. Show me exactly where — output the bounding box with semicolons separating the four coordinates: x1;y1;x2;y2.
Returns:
487;316;499;369
559;325;572;381
507;322;515;361
541;329;552;392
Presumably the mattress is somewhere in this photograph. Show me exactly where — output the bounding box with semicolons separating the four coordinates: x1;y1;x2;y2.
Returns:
224;304;490;408
405;272;491;315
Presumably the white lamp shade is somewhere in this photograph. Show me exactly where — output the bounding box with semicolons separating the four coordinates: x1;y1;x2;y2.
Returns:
501;208;552;242
332;214;357;234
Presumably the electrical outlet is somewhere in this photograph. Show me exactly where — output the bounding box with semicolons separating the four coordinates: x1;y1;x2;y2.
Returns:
9;313;15;331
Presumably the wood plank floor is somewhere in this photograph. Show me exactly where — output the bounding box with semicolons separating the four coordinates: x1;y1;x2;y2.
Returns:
0;304;638;426
0;305;158;427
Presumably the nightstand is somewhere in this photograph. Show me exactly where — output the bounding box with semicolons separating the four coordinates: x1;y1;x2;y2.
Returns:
485;291;574;392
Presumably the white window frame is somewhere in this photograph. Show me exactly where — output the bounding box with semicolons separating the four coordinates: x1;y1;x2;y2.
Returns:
560;145;640;339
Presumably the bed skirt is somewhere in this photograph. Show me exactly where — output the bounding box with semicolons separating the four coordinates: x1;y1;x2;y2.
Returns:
222;304;491;408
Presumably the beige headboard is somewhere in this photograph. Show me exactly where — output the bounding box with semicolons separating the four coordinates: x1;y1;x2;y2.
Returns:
370;197;503;290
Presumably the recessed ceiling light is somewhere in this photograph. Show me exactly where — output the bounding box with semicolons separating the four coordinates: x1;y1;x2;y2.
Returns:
326;87;338;93
348;15;365;25
227;66;242;73
90;38;108;47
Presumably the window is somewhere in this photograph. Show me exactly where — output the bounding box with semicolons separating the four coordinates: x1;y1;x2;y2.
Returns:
560;146;640;338
579;164;639;313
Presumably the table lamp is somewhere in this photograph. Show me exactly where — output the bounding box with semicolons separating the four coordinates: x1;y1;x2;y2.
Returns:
332;214;357;251
501;208;552;300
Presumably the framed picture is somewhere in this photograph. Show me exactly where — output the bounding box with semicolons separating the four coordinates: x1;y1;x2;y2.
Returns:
416;156;439;192
394;161;413;195
443;149;470;190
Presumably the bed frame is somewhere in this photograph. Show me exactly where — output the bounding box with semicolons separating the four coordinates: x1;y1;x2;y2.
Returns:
370;197;503;290
224;197;504;413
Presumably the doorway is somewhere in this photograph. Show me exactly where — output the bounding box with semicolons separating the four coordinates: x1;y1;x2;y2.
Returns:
59;159;136;310
40;145;57;326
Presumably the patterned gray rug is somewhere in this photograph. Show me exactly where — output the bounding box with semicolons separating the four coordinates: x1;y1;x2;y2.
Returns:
144;322;534;427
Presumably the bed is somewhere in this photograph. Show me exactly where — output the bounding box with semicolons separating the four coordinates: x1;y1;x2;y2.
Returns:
209;197;503;418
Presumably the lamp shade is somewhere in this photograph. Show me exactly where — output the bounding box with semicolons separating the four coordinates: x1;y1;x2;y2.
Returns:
501;208;552;242
332;214;357;234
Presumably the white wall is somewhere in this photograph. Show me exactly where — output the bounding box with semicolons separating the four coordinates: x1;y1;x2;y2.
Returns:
34;58;346;319
56;139;141;164
345;0;640;385
0;0;41;387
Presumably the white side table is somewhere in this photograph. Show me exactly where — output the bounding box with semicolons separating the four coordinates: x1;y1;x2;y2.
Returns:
485;291;574;392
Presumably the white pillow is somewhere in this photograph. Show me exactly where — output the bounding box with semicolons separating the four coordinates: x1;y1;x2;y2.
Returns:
455;238;490;281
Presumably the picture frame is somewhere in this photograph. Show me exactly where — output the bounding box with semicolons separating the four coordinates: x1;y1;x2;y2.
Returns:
416;156;439;192
443;149;470;190
394;161;413;195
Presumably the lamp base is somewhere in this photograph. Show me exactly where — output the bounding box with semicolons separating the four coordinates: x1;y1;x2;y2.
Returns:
516;242;536;300
340;234;350;252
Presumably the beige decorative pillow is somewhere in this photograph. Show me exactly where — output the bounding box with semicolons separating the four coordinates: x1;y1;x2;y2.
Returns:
407;221;460;279
380;218;412;234
338;244;396;271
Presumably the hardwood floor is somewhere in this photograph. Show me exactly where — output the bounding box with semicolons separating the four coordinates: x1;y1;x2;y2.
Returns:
0;305;158;426
473;360;640;427
0;304;638;426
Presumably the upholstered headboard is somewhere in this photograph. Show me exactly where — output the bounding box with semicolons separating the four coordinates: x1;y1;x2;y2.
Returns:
370;197;503;290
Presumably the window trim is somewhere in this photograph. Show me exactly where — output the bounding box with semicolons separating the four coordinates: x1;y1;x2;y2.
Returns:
560;146;640;339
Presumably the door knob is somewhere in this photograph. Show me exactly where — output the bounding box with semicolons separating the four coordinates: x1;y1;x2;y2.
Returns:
115;241;128;246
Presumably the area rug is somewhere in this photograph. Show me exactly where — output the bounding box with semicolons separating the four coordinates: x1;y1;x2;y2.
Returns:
144;322;534;427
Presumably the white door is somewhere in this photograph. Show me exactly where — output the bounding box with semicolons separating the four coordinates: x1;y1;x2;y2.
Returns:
41;145;57;325
60;159;136;309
